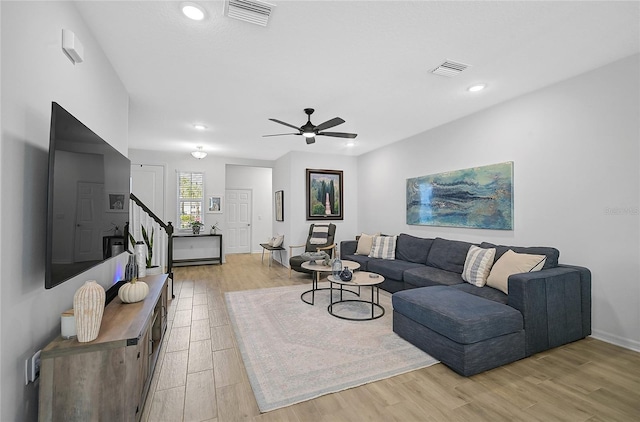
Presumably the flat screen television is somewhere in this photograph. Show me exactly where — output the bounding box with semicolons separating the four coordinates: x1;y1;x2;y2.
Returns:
45;102;131;289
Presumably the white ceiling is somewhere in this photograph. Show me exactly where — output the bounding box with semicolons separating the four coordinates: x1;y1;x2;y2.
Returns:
74;1;639;161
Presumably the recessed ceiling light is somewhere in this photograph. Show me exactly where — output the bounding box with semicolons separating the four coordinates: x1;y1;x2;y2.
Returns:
346;141;355;147
468;84;487;92
194;124;207;130
181;2;206;21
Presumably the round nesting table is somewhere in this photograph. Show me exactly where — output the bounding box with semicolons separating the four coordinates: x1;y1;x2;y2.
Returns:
300;260;361;305
327;271;385;321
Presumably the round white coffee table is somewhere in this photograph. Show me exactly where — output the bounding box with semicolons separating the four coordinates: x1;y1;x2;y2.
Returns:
327;271;385;320
300;260;360;305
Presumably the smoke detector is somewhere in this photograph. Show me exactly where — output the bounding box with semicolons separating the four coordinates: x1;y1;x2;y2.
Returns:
224;0;275;27
431;60;471;77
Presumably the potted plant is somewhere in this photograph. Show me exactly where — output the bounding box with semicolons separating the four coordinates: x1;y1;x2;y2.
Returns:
129;225;162;275
190;220;204;234
210;221;221;235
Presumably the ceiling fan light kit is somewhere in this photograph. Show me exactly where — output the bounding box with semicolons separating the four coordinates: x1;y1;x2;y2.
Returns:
264;108;357;145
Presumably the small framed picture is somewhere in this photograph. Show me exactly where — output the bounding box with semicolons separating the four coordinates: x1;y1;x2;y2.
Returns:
275;190;284;221
106;192;127;213
207;194;223;213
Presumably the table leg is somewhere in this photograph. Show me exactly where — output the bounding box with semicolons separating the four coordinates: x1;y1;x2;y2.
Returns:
329;281;333;313
371;286;375;318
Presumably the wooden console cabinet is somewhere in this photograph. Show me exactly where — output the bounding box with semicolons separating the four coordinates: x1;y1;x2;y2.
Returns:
38;274;168;422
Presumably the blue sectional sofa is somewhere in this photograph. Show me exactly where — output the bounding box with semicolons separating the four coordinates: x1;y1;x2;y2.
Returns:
340;234;591;376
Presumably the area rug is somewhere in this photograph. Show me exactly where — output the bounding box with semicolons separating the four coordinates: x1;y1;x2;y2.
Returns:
225;282;439;413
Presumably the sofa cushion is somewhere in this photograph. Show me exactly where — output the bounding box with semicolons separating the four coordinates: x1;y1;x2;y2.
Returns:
369;235;397;259
426;237;476;274
403;266;464;288
395;234;434;264
450;283;508;304
367;259;424;281
486;250;546;294
340;254;373;271
462;246;496;287
480;242;559;269
392;286;523;344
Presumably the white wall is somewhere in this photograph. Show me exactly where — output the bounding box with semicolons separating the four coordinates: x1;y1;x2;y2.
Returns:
128;150;273;259
0;2;129;420
273;151;359;265
226;165;273;253
358;54;640;351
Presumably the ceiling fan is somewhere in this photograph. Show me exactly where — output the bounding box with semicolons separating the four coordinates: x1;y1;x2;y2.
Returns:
264;108;358;144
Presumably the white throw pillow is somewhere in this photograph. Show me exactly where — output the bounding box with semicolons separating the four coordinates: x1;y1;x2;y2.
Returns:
369;235;397;260
271;234;284;248
486;249;547;294
462;246;496;287
355;233;378;255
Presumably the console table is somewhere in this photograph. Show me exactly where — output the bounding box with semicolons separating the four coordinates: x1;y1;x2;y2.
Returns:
171;233;222;266
103;235;125;259
38;274;168;422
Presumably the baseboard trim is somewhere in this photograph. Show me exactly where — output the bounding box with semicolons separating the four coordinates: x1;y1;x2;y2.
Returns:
590;330;640;352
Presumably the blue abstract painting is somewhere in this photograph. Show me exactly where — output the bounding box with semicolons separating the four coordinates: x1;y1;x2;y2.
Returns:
406;162;513;230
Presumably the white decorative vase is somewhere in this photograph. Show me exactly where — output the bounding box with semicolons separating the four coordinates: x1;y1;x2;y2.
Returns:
135;241;147;278
73;280;105;343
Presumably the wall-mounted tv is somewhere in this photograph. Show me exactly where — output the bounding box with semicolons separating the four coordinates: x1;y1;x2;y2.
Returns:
45;102;131;289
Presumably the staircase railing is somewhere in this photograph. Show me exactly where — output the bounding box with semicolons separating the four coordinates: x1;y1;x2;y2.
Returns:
128;193;175;298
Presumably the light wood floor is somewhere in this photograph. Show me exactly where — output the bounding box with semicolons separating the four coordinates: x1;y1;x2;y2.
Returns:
141;253;640;422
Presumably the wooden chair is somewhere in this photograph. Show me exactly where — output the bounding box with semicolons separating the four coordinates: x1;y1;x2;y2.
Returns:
289;223;337;278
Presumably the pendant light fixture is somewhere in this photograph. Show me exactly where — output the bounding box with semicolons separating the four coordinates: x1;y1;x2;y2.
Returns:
191;146;207;159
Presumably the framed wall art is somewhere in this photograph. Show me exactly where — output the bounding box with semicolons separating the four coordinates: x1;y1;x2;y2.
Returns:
106;192;127;212
306;169;343;220
275;190;284;221
206;194;223;214
406;161;513;230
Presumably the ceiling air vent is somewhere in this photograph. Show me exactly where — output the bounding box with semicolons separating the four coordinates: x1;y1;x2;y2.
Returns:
431;60;471;77
224;0;275;27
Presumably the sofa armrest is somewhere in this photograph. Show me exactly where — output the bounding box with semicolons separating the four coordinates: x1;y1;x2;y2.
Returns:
507;265;591;356
340;240;357;258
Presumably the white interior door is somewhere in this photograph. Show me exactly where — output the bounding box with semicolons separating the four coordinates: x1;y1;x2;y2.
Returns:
131;164;166;222
74;182;103;262
225;189;252;254
131;164;165;220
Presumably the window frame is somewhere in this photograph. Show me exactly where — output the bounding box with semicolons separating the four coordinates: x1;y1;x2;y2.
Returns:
176;170;205;232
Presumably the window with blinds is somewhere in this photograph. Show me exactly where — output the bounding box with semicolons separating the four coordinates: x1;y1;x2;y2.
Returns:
177;171;204;230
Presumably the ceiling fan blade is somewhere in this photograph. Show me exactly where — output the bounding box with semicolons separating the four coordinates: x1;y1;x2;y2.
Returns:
269;118;301;131
262;133;300;137
317;131;358;139
305;136;316;145
314;117;345;132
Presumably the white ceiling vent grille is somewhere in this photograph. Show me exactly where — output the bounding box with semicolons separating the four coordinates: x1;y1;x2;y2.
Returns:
224;0;275;27
431;60;471;77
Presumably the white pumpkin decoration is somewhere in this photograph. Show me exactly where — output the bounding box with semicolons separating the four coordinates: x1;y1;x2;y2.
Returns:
118;279;149;304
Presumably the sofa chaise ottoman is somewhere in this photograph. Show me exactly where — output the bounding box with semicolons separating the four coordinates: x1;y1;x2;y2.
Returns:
393;286;526;376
